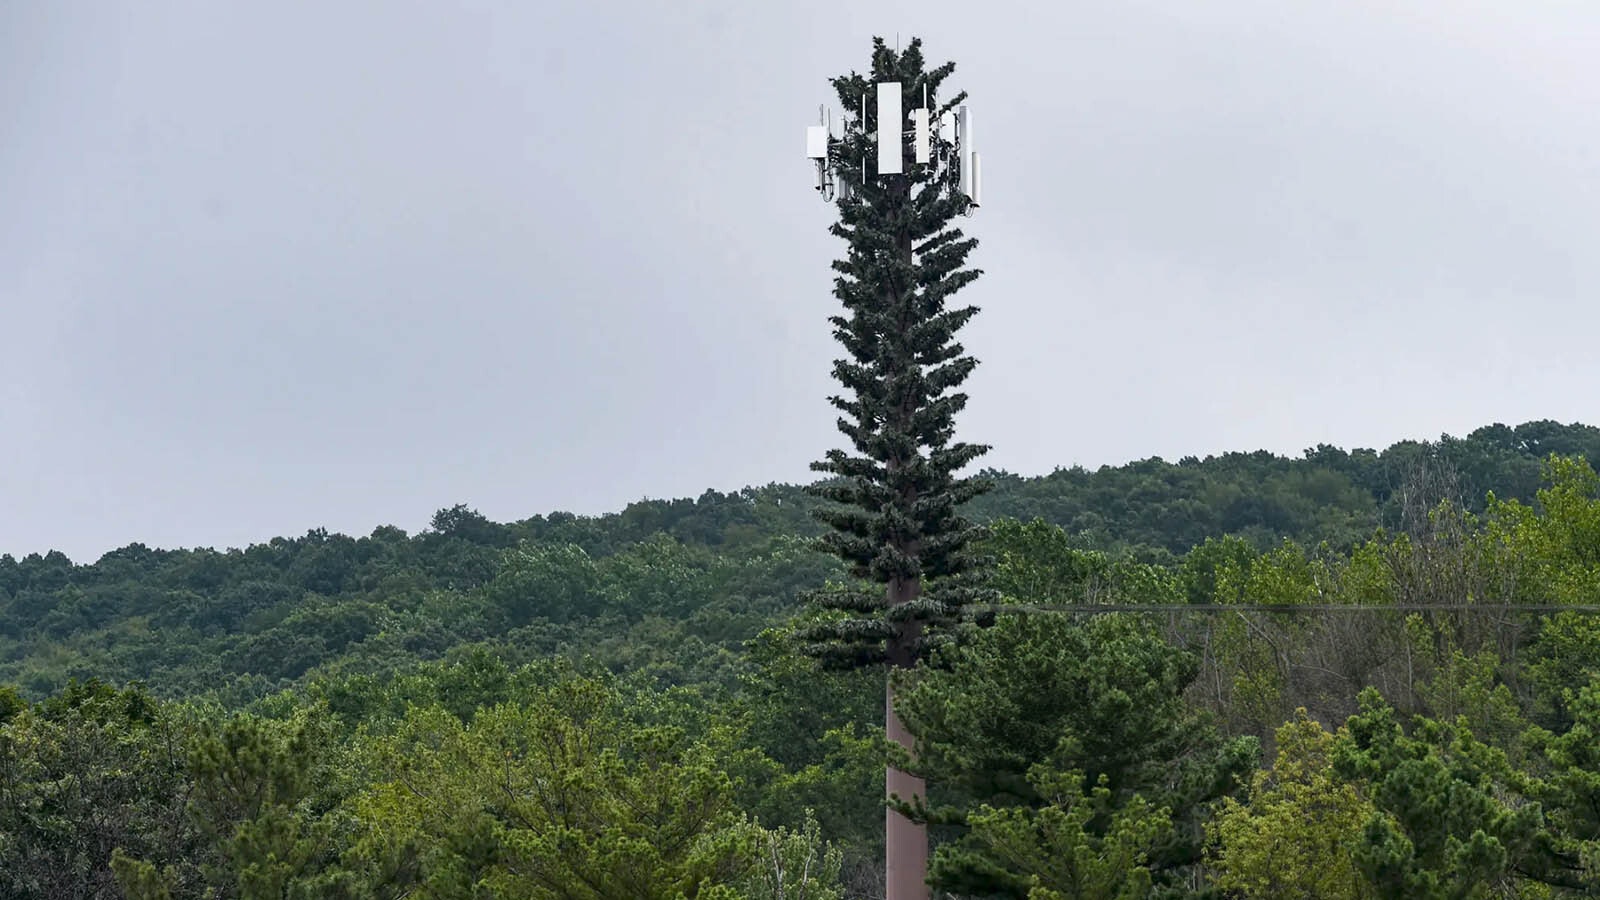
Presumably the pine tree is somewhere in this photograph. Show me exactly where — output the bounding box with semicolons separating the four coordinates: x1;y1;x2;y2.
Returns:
801;36;994;900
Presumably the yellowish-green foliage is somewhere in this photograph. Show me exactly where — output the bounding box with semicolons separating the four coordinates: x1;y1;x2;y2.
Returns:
736;809;846;900
1479;456;1600;606
962;766;1171;900
1486;457;1600;725
1191;456;1600;740
1413;649;1525;750
1208;709;1378;900
1210;541;1327;729
1340;537;1400;606
343;673;754;899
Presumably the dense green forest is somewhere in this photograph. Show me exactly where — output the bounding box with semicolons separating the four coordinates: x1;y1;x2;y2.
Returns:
5;418;1600;898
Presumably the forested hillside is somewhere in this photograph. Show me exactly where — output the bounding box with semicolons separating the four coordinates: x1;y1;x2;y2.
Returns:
2;420;1592;703
5;418;1600;898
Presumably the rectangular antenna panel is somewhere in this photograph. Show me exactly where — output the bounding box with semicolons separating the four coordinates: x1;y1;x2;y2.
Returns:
957;107;973;196
912;108;930;164
806;125;828;159
970;152;981;205
876;82;902;174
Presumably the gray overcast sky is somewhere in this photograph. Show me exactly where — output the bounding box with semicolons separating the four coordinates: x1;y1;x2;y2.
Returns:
3;2;1597;562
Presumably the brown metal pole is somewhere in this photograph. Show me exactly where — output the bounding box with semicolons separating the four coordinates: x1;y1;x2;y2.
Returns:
884;575;929;900
885;677;929;900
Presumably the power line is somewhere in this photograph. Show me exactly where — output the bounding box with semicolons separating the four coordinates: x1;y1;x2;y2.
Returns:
971;603;1600;615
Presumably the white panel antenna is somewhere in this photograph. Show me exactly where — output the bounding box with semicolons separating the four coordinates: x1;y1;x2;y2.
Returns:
912;108;930;164
956;106;974;199
876;82;903;175
806;125;828;160
805;106;837;199
970;152;981;206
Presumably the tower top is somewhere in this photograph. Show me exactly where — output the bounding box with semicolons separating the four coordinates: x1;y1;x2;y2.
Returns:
803;81;981;212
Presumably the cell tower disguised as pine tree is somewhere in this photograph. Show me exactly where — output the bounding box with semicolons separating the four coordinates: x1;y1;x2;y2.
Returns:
800;36;991;900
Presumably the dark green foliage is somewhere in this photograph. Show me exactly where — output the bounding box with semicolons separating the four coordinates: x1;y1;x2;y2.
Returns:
1331;688;1570;898
987;517;1182;607
897;614;1256;897
1179;536;1259;605
0;681;198;899
962;420;1600;555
